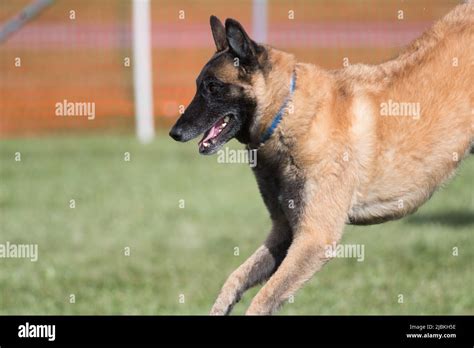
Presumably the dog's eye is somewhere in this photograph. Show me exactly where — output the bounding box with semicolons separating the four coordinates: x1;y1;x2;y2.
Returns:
206;81;218;94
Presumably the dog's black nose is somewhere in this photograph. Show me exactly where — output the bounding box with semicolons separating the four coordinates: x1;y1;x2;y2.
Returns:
169;127;183;141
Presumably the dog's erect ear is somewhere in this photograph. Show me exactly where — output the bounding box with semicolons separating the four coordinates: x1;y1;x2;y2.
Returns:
210;15;228;51
225;18;258;64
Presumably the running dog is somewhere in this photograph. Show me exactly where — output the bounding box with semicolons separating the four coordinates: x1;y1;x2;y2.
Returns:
169;2;473;315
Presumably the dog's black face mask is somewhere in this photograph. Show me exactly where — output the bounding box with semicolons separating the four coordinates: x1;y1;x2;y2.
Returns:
169;16;265;155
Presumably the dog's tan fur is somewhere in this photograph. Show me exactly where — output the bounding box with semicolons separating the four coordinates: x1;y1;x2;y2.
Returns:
209;2;473;315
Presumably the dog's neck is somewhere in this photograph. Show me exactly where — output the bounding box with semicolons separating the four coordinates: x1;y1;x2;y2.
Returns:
248;48;297;147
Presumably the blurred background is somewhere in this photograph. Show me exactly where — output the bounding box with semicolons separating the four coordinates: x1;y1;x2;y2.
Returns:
0;0;461;137
0;0;472;315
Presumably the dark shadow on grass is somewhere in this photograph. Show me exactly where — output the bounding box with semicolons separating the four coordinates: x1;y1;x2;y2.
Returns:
406;211;474;227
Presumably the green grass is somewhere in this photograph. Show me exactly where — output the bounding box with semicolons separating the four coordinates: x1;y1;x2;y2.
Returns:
0;133;473;315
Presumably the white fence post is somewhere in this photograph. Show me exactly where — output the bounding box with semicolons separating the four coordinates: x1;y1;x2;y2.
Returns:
132;0;155;143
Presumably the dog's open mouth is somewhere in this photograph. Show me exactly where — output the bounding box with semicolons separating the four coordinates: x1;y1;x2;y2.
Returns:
198;114;233;154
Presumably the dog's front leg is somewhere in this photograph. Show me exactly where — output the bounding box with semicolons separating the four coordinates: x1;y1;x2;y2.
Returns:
210;217;292;315
245;179;353;315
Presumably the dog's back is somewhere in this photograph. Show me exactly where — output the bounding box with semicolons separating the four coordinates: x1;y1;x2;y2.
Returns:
336;1;473;223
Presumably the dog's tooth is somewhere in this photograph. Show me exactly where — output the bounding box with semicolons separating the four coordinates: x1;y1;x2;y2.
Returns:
224;116;230;123
221;122;227;128
211;138;216;144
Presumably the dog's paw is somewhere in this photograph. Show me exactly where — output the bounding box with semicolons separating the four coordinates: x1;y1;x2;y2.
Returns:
209;293;238;315
209;307;228;316
209;300;232;315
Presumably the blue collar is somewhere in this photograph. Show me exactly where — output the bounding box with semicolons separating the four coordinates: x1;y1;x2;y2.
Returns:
260;71;296;144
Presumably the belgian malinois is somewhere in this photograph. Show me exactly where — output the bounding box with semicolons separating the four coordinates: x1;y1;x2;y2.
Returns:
169;2;473;315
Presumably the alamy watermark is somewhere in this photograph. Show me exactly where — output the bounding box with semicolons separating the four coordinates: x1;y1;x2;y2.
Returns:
325;242;365;262
55;99;95;120
0;241;38;262
217;147;258;168
18;322;55;341
380;99;420;119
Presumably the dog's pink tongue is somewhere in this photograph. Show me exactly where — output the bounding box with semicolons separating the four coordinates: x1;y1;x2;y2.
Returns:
200;124;220;145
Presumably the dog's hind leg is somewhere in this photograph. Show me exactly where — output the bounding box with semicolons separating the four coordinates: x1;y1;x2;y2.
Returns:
210;217;292;315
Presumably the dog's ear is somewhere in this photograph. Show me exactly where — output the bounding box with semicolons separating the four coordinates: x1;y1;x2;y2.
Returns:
210;15;228;51
225;18;259;65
